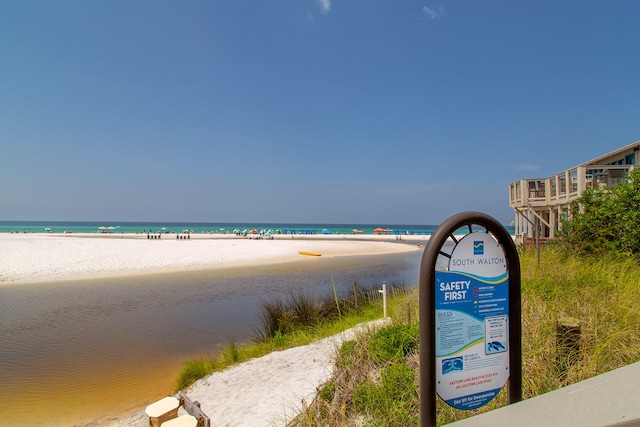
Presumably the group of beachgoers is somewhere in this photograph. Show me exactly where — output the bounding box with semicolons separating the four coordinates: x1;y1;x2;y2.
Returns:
146;233;191;240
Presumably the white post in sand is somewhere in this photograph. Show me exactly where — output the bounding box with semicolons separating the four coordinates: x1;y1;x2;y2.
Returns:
379;281;387;318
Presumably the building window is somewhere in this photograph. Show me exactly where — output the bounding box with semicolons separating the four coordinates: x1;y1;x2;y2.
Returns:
569;171;578;193
625;153;635;165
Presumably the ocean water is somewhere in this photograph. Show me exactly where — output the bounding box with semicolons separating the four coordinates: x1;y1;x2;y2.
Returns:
0;220;514;235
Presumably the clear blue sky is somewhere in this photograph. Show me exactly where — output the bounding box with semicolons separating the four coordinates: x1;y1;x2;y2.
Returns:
2;1;639;225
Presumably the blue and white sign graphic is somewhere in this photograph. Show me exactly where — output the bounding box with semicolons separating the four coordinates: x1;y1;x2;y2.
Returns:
436;232;510;410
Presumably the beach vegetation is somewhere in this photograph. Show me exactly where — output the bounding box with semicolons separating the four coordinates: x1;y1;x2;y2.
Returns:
252;283;407;342
176;357;217;390
291;245;640;426
175;282;405;390
559;167;640;257
367;322;418;365
222;337;240;363
352;363;419;427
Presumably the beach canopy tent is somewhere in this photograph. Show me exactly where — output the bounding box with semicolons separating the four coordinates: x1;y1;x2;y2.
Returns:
374;227;393;234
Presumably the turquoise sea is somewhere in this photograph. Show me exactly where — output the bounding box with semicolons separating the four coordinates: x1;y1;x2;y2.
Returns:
0;220;514;235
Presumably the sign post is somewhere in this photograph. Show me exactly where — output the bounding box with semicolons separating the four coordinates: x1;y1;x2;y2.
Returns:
419;212;521;426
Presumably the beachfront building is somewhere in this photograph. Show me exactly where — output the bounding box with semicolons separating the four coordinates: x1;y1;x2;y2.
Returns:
509;140;640;243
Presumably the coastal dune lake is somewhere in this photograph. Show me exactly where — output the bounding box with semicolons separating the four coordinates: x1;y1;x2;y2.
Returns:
0;251;421;427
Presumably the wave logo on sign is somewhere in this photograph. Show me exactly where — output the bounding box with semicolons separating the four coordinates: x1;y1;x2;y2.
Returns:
442;356;464;374
473;241;484;255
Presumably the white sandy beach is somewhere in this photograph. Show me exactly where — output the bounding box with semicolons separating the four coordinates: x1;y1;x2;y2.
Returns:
0;232;424;284
0;232;420;426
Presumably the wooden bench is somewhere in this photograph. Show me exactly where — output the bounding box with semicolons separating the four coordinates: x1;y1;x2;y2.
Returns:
145;392;210;427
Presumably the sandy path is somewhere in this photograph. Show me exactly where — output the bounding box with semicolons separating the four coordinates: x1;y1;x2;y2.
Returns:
103;319;390;427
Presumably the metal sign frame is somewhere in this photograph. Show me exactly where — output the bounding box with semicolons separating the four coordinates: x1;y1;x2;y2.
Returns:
419;211;522;426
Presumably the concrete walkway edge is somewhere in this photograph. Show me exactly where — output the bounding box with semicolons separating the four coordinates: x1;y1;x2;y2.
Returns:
448;361;640;426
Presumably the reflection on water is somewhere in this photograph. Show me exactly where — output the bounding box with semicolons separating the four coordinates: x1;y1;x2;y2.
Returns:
0;251;422;426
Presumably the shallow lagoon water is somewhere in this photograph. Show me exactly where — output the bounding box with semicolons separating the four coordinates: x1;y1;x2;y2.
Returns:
0;250;422;426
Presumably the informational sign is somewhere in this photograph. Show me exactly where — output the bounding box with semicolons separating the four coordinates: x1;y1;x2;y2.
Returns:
435;232;510;410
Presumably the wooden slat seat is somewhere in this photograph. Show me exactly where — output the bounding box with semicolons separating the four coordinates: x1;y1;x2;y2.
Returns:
145;396;180;427
161;414;197;427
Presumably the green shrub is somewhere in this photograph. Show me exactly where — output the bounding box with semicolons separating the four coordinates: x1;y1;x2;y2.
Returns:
368;322;419;364
287;289;320;326
353;364;419;427
223;338;239;363
253;284;386;342
560;168;640;256
176;358;214;389
253;298;292;341
317;379;336;403
338;340;357;368
273;329;286;347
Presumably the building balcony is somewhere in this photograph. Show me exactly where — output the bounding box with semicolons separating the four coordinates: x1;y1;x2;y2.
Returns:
509;165;632;209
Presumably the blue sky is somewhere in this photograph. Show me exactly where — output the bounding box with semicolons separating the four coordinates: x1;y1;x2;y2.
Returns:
1;1;639;225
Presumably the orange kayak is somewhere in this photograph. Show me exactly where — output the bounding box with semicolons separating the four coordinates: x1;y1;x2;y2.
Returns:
298;251;322;256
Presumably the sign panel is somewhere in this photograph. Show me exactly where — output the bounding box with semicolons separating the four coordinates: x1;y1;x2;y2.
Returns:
435;232;509;410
